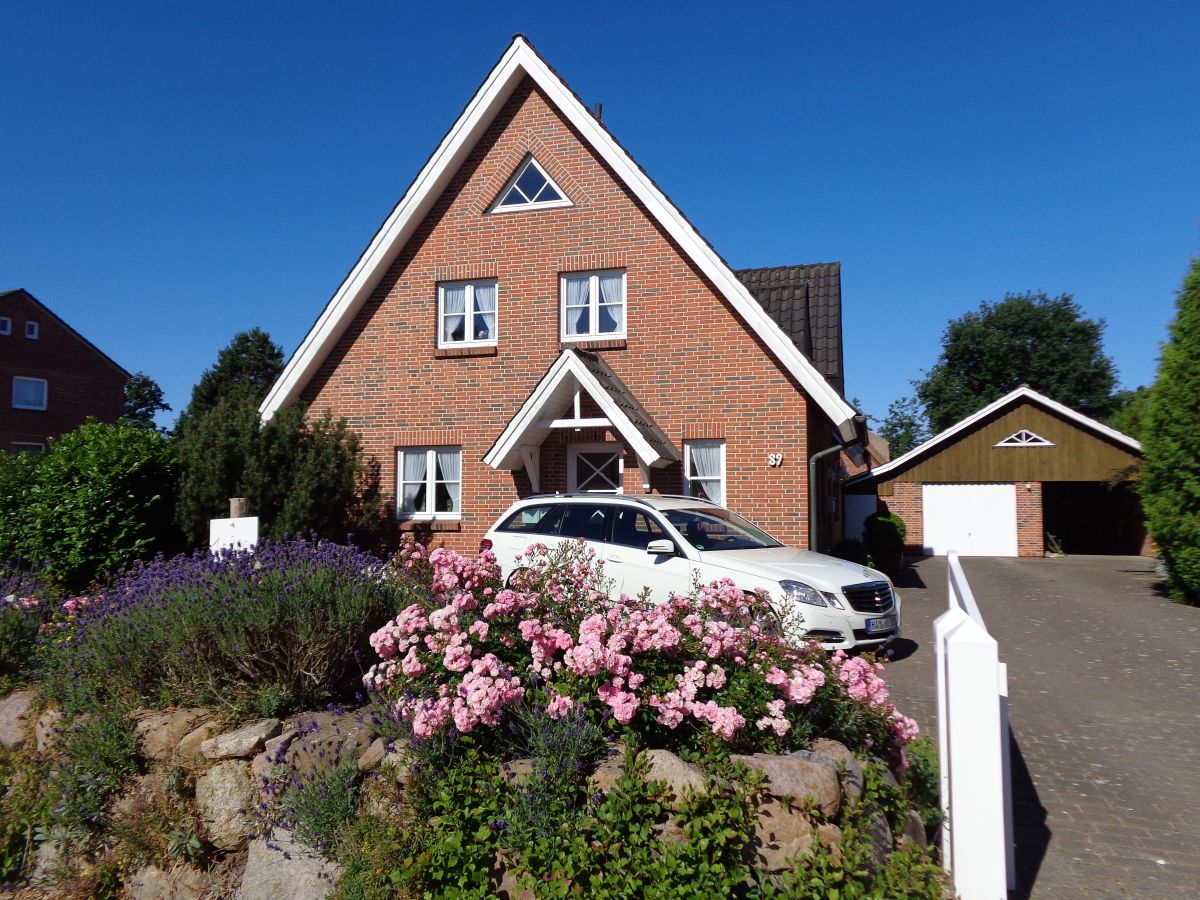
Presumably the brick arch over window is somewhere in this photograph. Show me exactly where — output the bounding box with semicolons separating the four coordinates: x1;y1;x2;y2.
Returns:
466;127;592;215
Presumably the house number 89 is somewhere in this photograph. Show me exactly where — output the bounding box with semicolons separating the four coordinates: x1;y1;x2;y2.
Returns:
767;453;784;467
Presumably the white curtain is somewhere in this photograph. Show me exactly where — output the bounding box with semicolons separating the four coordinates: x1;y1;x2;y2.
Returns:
436;449;461;512
565;276;589;334
442;284;466;343
688;442;722;503
401;450;428;513
599;273;624;333
473;282;496;341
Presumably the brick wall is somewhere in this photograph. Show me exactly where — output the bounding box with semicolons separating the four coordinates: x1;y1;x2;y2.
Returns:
299;78;826;553
0;292;127;450
880;482;923;552
1016;481;1044;557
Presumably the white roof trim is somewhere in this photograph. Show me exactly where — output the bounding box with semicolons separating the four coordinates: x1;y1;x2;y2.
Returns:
260;36;858;440
483;350;677;471
865;386;1141;480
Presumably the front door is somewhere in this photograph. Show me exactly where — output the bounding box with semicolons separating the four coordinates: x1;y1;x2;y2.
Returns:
568;443;623;493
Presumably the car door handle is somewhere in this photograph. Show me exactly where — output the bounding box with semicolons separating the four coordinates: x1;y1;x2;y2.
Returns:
607;554;622;564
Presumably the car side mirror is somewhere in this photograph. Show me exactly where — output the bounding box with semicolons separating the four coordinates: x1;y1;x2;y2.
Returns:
646;539;675;556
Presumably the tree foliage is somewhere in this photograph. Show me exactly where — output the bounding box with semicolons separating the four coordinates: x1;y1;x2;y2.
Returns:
916;292;1118;433
178;327;284;426
1107;386;1151;442
0;421;180;592
1139;258;1200;604
875;395;930;457
174;329;380;545
121;371;172;430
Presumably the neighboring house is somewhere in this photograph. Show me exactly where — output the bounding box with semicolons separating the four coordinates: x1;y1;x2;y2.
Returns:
845;386;1146;557
0;289;129;453
261;36;866;554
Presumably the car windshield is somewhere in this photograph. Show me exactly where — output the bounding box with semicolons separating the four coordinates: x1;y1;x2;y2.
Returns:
663;507;782;551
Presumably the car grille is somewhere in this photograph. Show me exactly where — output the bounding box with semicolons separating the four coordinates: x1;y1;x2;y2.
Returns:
842;581;895;614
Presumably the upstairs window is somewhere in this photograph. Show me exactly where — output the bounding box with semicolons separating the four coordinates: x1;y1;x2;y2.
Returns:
438;280;497;347
0;318;10;336
492;157;571;212
561;270;626;340
12;377;48;411
24;321;38;340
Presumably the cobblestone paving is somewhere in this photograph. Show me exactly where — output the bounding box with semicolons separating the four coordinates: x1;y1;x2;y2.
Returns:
881;555;1200;899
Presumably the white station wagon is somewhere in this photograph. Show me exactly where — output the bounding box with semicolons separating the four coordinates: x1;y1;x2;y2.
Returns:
483;494;901;651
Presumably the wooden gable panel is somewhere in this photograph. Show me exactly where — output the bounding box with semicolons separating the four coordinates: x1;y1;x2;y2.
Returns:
881;402;1140;485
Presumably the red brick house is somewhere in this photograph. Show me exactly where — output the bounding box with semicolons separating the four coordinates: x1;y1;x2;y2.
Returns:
0;289;129;453
261;36;866;554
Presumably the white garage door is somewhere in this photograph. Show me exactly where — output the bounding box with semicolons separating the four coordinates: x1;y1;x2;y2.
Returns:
922;483;1018;556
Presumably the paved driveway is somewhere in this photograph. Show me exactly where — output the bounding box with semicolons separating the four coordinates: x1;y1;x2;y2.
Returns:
880;555;1200;899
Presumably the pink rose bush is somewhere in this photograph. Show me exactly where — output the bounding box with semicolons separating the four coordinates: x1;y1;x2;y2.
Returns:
367;538;918;765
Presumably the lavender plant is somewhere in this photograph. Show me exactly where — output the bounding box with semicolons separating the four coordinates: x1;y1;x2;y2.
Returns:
39;538;414;717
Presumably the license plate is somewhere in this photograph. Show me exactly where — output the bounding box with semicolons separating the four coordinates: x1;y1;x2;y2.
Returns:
866;616;896;634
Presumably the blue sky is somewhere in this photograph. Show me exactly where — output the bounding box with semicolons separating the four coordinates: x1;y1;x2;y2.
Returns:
2;1;1197;428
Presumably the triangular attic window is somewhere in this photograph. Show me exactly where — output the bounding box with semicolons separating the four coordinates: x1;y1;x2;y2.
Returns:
491;156;571;212
995;429;1055;447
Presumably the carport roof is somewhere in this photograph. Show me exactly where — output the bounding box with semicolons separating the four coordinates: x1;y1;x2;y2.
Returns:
847;385;1141;485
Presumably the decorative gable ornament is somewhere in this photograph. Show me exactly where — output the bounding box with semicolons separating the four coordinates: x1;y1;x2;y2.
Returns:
491;156;571;211
995;429;1055;447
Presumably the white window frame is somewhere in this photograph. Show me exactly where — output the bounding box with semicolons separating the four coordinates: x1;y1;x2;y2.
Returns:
560;270;627;341
683;440;726;505
436;280;499;349
567;443;625;494
489;156;572;213
24;321;38;340
9;442;45;455
396;446;462;521
12;377;48;411
0;317;10;336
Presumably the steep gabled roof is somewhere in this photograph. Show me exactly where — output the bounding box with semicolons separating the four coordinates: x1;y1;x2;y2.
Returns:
259;35;859;442
736;263;844;395
849;386;1141;484
0;288;129;378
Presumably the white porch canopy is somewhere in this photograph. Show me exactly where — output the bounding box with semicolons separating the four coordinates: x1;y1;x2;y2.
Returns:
482;348;679;492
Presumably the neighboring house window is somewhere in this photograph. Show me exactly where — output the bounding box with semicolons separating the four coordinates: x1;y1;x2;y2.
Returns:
491;156;571;212
397;447;461;519
561;270;626;340
9;443;45;455
0;318;10;336
684;440;725;504
24;321;38;340
438;280;497;347
12;377;48;411
568;444;623;493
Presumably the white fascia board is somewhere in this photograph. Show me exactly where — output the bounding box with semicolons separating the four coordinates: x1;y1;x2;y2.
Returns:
484;351;666;471
868;386;1141;480
259;41;530;421
262;35;857;439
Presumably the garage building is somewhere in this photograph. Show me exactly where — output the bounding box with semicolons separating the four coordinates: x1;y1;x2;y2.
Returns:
846;386;1146;557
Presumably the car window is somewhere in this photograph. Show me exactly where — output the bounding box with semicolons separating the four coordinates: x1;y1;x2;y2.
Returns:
497;503;564;535
610;507;669;549
557;503;612;542
663;507;781;551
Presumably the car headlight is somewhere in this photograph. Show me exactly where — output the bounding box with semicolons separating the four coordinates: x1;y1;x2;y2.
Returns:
780;580;828;607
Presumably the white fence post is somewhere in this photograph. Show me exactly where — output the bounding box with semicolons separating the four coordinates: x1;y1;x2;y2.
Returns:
936;552;1013;899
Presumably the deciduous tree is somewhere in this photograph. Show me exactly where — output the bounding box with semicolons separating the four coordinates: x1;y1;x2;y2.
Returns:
916;292;1118;433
